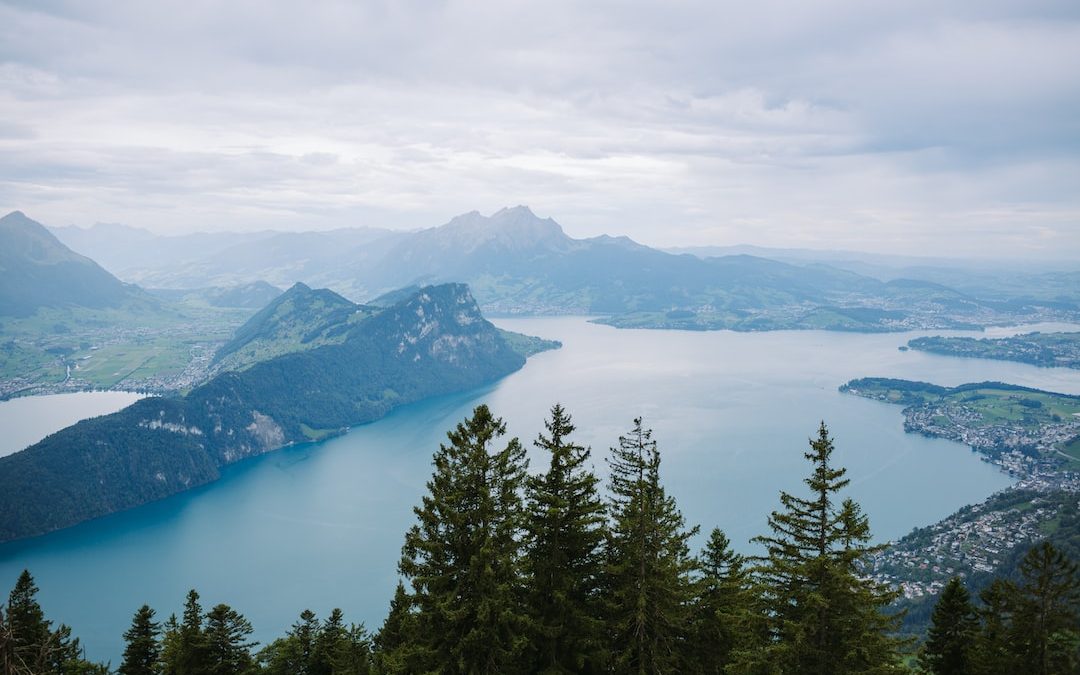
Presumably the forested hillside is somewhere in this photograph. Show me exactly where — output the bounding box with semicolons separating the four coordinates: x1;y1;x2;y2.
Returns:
0;285;536;543
5;409;1077;674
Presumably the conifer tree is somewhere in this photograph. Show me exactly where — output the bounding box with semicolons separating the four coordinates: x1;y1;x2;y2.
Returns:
322;618;372;675
604;417;698;674
5;569;52;671
1009;542;1080;675
120;604;162;675
260;609;318;675
49;623;107;674
159;614;182;675
751;422;902;674
688;528;753;673
175;590;208;675
203;603;256;675
397;404;529;674
373;582;416;674
523;403;608;674
971;579;1017;675
919;577;978;675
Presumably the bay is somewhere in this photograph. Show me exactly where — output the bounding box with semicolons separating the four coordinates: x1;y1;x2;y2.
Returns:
2;318;1079;664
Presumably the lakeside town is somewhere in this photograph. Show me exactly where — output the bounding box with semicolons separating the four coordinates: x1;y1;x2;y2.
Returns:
843;378;1080;600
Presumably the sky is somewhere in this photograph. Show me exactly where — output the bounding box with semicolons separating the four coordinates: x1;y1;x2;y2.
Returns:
1;0;1078;258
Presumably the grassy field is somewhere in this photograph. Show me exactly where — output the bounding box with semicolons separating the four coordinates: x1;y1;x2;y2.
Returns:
954;388;1080;425
0;300;254;396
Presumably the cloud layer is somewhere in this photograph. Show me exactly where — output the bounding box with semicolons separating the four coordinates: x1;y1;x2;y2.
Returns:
1;0;1078;258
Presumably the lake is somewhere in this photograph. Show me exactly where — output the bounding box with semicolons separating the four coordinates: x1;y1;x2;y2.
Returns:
0;390;144;457
2;318;1080;664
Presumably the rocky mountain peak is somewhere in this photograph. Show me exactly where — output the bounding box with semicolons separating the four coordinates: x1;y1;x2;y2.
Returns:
430;206;568;253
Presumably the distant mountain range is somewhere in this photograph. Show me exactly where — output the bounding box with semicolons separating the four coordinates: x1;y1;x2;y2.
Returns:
0;283;554;543
33;206;1080;331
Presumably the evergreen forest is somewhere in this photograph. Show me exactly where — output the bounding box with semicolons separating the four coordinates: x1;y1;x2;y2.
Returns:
2;404;1078;674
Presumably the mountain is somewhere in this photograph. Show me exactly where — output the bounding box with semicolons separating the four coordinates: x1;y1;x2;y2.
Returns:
0;211;153;317
40;206;1080;330
0;283;544;543
211;282;369;373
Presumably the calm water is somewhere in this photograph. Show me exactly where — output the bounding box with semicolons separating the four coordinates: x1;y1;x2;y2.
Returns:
2;318;1080;664
0;391;144;457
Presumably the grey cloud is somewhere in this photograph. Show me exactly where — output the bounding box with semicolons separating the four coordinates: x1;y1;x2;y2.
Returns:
0;0;1077;258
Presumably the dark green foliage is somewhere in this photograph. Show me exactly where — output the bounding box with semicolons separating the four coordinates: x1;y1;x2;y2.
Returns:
314;609;372;675
751;422;903;674
159;614;181;675
523;404;607;674
0;570;107;674
120;605;161;675
5;569;52;671
260;608;371;675
971;579;1018;675
0;284;529;543
604;417;698;674
1009;542;1080;675
372;582;418;675
687;528;757;673
969;544;1080;675
397;404;529;674
260;609;318;675
173;589;209;675
919;577;978;674
203;604;256;675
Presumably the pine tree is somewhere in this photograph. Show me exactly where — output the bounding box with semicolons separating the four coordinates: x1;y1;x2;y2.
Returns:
373;582;416;674
120;605;162;675
5;569;52;673
310;609;341;675
203;604;256;675
175;590;208;675
751;422;903;674
1009;542;1080;675
971;579;1017;675
260;609;319;675
604;417;698;674
688;528;753;673
320;617;372;675
397;404;529;674
919;577;978;675
159;614;182;675
523;403;608;674
51;622;109;674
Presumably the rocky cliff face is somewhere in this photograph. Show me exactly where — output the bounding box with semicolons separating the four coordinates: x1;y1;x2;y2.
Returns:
0;284;526;542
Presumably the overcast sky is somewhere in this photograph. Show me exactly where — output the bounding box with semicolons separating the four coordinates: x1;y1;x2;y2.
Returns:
1;0;1078;258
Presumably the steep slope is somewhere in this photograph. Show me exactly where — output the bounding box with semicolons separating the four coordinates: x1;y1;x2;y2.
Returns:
0;284;528;542
0;211;150;317
211;282;368;372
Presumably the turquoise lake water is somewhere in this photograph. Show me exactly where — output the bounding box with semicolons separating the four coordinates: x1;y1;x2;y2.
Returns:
3;318;1080;664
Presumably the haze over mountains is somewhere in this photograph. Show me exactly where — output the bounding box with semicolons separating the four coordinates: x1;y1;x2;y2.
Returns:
0;211;157;317
42;206;1080;332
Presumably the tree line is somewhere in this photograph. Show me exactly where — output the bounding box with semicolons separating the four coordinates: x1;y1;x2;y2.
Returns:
2;403;1078;674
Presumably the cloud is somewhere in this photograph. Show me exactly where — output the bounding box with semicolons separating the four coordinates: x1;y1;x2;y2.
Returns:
0;0;1077;259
